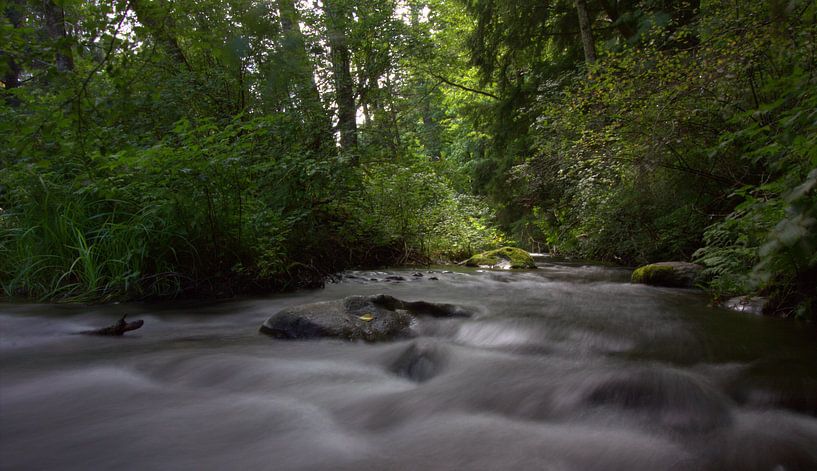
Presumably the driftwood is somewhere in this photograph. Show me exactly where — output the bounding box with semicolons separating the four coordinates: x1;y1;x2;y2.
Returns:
81;315;144;336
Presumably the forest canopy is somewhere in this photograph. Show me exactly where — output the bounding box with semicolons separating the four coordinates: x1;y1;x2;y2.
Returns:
1;0;815;319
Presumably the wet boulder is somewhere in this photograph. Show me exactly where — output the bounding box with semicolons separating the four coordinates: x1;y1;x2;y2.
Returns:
583;367;732;433
260;294;471;341
722;296;767;316
389;340;446;382
465;247;536;269
631;261;702;288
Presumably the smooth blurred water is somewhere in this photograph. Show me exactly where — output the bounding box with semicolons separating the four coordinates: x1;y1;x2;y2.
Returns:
2;258;816;470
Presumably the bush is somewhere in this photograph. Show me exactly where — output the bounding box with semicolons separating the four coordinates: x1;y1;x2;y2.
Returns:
356;158;505;262
0;113;504;301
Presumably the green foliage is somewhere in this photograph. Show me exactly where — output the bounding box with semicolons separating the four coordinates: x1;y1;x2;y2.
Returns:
1;114;324;299
459;0;816;317
1;111;501;300
7;0;813;320
0;178;179;300
752;168;817;320
690;6;817;318
356;157;505;261
0;0;505;301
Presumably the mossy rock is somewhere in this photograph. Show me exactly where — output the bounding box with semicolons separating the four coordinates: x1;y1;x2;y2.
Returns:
259;294;472;341
631;262;702;288
465;247;536;269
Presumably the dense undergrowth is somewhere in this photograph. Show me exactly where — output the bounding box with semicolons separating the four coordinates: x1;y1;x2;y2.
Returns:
469;0;817;320
0;0;510;302
0;114;502;301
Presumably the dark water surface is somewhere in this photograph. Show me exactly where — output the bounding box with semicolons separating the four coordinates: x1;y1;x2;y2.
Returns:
2;257;817;470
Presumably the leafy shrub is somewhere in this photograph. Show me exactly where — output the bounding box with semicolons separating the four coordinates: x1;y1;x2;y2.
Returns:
357;158;505;262
504;1;816;320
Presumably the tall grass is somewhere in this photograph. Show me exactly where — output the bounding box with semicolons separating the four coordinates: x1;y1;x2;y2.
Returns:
0;180;184;301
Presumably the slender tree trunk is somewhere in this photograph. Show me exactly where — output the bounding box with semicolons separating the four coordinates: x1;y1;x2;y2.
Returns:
2;0;25;106
238;62;246;110
276;0;332;148
277;0;323;108
385;72;400;157
420;80;441;160
131;0;190;69
574;0;596;64
323;0;358;160
42;0;73;72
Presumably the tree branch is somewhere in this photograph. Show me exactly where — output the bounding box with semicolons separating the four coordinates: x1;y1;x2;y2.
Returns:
422;69;499;100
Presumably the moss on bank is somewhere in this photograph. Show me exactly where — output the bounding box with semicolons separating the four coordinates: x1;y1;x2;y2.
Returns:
465;247;536;269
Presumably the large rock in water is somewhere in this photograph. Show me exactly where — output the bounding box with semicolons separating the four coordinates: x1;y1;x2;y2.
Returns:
465;247;536;269
260;294;471;341
631;261;703;288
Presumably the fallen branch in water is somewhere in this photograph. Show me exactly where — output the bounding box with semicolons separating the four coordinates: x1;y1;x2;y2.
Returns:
81;315;144;336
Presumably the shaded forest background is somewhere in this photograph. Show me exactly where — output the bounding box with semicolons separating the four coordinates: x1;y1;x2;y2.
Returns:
1;0;815;319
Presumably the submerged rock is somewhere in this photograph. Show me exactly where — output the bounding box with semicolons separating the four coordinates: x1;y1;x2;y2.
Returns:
631;262;702;288
465;247;536;269
260;294;471;341
389;340;446;382
723;296;767;316
583;367;732;433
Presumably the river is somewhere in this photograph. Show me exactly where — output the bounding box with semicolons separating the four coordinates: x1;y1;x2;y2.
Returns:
2;257;816;470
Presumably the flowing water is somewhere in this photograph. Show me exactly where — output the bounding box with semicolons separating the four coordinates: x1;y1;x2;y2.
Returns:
2;257;817;470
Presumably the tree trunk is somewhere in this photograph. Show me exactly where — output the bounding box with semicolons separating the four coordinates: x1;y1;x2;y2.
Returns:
131;0;190;69
385;72;401;157
42;0;73;72
276;0;332;149
421;81;441;161
2;0;24;106
574;0;597;64
323;0;358;160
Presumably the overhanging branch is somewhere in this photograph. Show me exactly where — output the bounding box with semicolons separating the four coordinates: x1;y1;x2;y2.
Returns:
423;69;499;100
